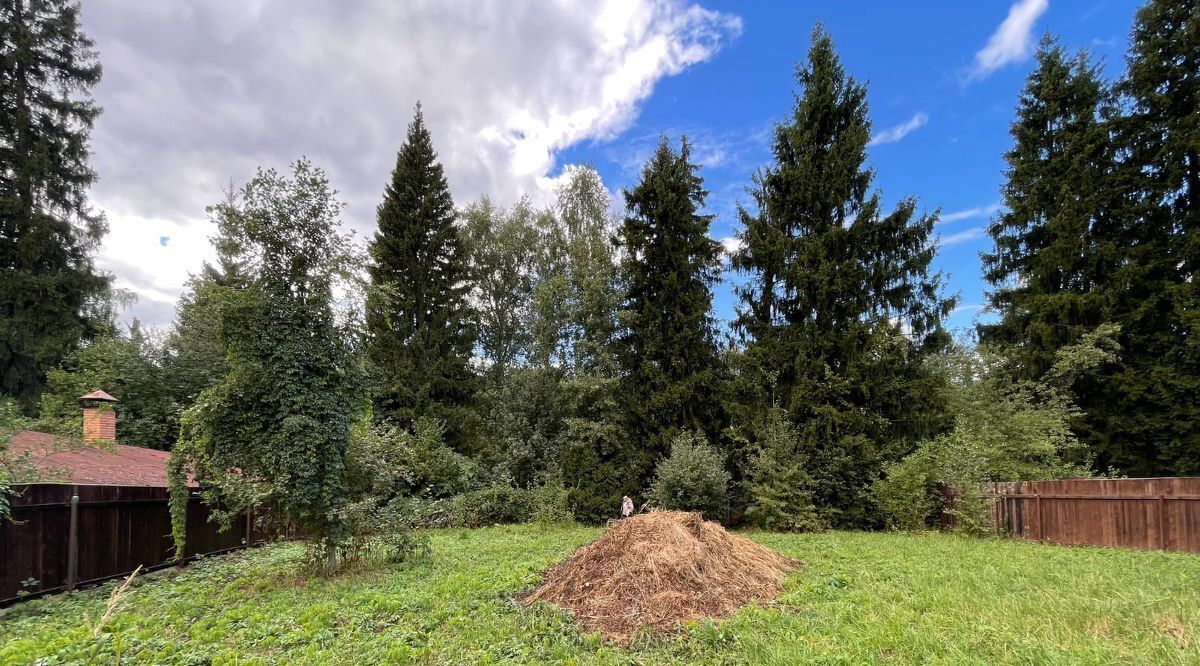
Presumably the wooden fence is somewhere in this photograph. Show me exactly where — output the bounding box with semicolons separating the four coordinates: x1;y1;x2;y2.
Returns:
977;477;1200;553
0;484;267;605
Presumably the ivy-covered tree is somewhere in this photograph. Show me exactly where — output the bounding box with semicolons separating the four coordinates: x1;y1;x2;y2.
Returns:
367;105;477;452
731;26;954;528
0;0;112;406
169;159;359;567
617;136;724;489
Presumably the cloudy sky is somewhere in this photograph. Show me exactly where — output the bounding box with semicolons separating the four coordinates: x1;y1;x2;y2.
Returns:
80;0;1142;331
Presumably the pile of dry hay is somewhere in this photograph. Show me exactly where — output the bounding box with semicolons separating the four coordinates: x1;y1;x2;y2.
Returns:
524;510;798;641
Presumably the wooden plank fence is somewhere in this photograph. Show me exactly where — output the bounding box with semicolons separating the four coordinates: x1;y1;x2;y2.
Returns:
974;477;1200;553
0;484;270;605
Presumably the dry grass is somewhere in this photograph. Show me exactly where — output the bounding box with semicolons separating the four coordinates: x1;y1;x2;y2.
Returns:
83;564;141;638
524;510;798;642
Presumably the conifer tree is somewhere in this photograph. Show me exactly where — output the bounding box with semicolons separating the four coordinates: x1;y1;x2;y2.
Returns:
0;0;112;406
732;27;953;527
980;39;1119;379
366;105;477;451
1093;0;1200;474
617;137;724;485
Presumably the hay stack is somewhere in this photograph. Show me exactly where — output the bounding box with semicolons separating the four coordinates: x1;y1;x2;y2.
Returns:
525;510;798;641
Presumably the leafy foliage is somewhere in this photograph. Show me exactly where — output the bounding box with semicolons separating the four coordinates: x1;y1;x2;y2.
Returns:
0;398;37;520
874;327;1118;532
0;0;113;406
168;159;360;562
647;431;731;520
36;325;178;449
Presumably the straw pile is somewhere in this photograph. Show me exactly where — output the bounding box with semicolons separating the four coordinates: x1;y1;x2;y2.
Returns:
525;510;798;641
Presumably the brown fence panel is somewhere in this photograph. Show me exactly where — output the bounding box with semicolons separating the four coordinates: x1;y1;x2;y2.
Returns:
979;477;1200;553
0;484;260;605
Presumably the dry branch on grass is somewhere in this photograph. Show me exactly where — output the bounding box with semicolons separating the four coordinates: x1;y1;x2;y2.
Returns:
525;510;798;642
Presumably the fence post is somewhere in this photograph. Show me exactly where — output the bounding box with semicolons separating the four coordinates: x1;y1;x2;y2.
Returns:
246;507;253;547
1035;493;1042;541
66;488;79;594
1158;495;1167;550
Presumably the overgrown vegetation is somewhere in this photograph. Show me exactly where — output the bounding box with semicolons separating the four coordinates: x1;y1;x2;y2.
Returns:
2;528;1197;664
3;0;1197;559
874;326;1119;532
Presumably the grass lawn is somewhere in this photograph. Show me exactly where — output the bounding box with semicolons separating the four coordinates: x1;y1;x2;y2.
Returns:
1;525;1197;665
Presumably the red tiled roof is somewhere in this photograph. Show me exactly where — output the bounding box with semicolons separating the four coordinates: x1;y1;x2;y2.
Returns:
10;430;193;487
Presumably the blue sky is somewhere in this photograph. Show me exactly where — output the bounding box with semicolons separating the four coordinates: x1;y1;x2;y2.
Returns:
557;0;1142;334
81;1;1143;330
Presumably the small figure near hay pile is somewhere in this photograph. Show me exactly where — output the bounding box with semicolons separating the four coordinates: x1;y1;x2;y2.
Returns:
620;495;634;518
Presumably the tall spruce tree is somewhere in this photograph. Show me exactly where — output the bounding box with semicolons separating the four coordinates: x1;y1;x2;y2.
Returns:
980;39;1119;380
367;104;477;452
617;136;724;490
732;27;953;528
0;0;112;406
979;39;1137;469
1095;0;1200;474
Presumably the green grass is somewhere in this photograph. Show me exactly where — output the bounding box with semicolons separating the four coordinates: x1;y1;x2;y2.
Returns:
1;526;1197;664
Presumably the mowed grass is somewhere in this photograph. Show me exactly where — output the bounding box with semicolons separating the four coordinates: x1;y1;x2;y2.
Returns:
1;526;1197;665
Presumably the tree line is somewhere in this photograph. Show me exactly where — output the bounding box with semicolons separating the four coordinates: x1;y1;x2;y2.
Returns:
2;0;1196;551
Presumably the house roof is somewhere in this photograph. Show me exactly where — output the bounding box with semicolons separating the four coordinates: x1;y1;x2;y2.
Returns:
9;430;191;487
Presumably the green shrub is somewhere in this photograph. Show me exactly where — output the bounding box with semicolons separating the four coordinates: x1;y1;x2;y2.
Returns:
530;477;574;525
454;485;536;527
874;328;1116;532
647;431;730;520
742;409;822;531
326;498;430;571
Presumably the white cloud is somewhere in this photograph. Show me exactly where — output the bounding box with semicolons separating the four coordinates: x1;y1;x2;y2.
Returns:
717;235;742;257
868;112;928;147
80;0;742;326
939;201;1002;224
940;227;986;247
969;0;1048;81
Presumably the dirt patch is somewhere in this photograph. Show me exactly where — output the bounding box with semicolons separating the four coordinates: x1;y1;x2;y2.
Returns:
524;510;799;642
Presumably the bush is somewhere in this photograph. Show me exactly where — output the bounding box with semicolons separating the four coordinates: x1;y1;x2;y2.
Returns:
874;329;1115;532
385;480;574;529
455;485;536;527
742;409;822;532
326;498;430;572
344;417;478;501
647;431;730;520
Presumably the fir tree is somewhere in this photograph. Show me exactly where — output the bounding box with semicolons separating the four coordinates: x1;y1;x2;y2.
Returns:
366;104;477;451
617;137;724;491
732;27;953;527
1093;0;1200;474
980;39;1119;382
0;0;112;406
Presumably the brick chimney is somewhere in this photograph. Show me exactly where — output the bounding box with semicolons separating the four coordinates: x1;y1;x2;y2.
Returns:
79;390;119;444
